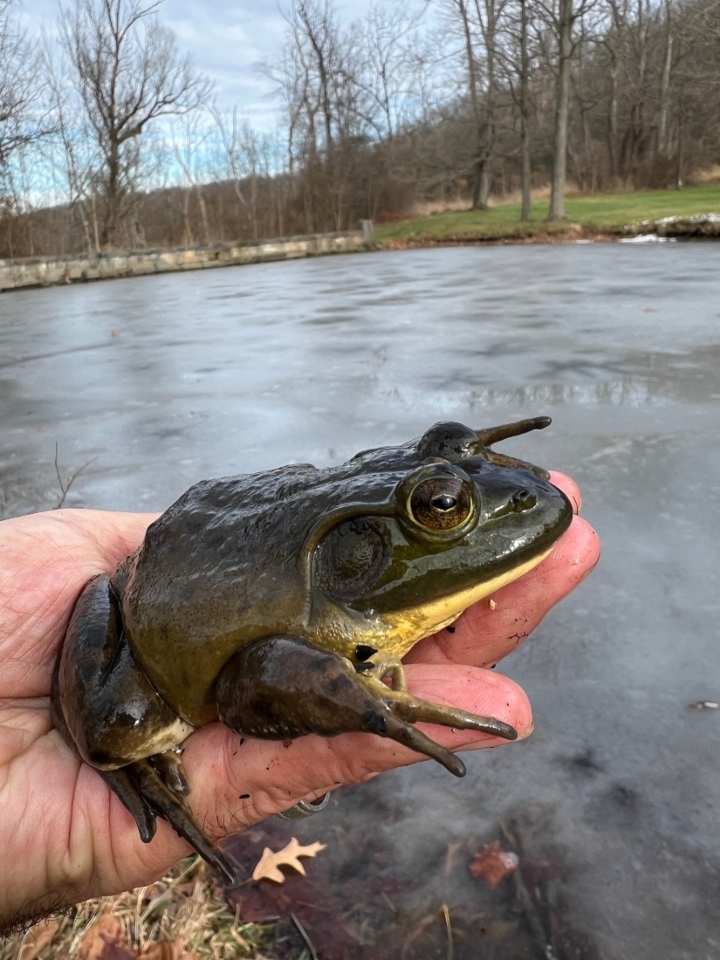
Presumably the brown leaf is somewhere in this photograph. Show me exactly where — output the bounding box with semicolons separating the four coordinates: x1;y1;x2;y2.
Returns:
251;837;327;884
78;913;135;960
15;920;59;960
468;840;520;888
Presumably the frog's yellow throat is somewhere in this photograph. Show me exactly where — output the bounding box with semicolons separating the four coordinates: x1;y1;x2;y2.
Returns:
379;547;553;659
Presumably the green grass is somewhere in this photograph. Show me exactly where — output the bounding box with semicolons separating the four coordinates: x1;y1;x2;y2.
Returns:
375;183;720;243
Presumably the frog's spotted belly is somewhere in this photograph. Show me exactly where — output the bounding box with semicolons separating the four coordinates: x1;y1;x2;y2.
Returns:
378;547;553;659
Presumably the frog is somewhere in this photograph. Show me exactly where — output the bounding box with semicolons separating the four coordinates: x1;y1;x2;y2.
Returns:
51;416;572;885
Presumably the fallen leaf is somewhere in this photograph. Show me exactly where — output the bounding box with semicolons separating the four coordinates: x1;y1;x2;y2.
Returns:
252;837;327;883
78;913;134;960
644;306;656;313
15;919;59;960
468;840;519;888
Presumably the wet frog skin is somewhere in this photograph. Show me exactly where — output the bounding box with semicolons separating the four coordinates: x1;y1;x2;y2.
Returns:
51;417;572;884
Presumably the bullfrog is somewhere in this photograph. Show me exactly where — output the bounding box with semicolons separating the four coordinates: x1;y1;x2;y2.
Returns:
51;417;572;885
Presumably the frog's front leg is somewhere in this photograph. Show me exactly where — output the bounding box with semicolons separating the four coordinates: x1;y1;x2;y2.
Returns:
216;635;517;778
51;575;238;886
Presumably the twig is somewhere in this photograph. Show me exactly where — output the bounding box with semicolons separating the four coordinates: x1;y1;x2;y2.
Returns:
500;821;558;960
290;912;318;960
441;903;454;960
139;857;200;923
54;443;96;509
381;891;398;914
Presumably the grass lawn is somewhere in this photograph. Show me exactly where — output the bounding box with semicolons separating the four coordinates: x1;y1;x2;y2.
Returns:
375;183;720;244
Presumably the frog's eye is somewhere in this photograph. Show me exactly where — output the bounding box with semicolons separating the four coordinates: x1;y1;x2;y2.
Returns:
398;463;477;539
410;476;473;531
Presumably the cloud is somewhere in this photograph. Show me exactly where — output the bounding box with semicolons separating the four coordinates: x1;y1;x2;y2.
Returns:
18;0;380;128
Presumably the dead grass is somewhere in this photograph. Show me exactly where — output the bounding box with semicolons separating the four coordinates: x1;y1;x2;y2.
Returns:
409;184;555;218
693;165;720;184
2;859;277;960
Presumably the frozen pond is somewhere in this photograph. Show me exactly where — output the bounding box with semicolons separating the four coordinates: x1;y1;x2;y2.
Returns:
2;244;720;958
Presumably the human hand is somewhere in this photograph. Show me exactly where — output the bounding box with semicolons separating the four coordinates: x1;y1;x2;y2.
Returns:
0;476;598;930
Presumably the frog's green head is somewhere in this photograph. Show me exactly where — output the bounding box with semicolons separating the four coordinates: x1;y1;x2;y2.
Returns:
313;417;573;653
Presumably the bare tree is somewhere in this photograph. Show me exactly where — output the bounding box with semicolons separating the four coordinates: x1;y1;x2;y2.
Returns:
499;0;538;218
61;0;211;248
544;0;599;218
0;1;47;181
171;113;212;244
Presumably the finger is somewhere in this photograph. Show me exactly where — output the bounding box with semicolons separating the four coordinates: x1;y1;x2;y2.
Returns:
549;471;581;514
406;514;600;669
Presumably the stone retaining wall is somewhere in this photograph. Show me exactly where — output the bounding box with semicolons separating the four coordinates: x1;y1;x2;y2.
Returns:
0;222;375;293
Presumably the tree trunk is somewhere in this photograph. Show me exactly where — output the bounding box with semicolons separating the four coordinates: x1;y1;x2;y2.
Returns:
658;0;673;156
520;0;532;221
90;193;101;253
196;184;210;243
456;0;487;210
607;58;619;182
102;143;122;247
549;0;573;220
182;188;193;245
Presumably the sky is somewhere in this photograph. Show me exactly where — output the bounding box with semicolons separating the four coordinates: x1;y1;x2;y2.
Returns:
18;0;378;130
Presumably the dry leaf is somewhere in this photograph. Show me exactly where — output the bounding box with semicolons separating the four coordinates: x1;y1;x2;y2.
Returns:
15;919;59;960
468;840;519;888
78;913;132;960
252;837;326;883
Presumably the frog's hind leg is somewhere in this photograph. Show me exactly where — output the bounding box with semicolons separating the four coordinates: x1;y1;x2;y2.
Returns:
52;575;238;884
215;634;517;779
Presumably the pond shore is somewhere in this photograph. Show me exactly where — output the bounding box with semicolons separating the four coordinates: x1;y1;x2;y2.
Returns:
2;186;718;294
0;223;376;293
375;184;720;247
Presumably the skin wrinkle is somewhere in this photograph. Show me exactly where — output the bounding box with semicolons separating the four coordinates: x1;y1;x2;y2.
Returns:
58;762;92;900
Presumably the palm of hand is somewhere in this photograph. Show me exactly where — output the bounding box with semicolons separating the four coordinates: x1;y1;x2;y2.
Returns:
0;479;597;931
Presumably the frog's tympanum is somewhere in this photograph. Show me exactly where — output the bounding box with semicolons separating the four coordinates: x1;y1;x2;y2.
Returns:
52;418;572;884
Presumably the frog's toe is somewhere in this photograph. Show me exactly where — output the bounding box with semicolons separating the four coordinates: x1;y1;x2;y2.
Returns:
100;767;157;842
102;759;239;886
373;710;468;776
130;760;239;886
384;690;518;743
148;748;191;797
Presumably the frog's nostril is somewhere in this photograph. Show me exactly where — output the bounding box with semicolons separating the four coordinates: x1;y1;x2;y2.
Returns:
513;490;537;511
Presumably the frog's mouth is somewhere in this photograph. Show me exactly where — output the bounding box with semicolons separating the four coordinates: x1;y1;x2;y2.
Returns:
377;546;554;659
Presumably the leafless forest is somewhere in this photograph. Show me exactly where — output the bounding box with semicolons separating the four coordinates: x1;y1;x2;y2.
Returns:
1;0;719;258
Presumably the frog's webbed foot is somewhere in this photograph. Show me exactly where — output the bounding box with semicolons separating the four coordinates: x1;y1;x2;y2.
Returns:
216;635;517;779
99;752;238;887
